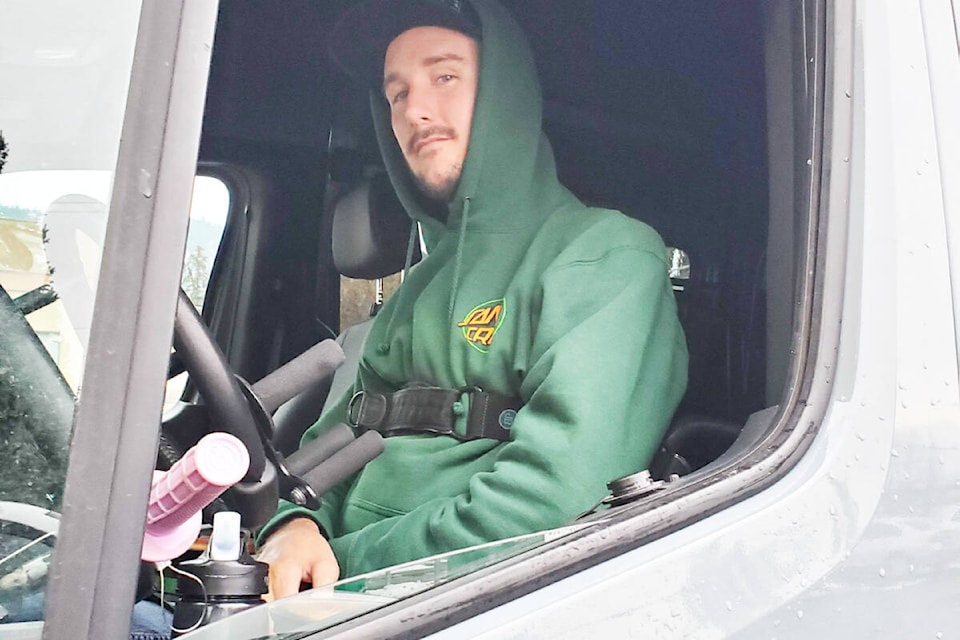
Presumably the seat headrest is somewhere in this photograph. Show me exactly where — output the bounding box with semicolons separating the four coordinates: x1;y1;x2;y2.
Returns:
332;172;418;279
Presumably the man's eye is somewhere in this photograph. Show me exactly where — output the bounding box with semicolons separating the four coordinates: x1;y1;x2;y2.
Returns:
391;89;408;105
437;74;455;84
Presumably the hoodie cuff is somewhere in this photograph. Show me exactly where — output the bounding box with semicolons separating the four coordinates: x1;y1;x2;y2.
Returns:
255;500;332;547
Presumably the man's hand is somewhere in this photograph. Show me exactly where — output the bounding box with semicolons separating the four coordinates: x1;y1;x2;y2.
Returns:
256;517;340;601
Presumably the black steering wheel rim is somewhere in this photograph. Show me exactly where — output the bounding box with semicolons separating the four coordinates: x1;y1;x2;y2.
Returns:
171;288;266;482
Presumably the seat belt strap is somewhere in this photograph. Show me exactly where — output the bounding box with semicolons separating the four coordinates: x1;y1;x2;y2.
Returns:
347;385;521;443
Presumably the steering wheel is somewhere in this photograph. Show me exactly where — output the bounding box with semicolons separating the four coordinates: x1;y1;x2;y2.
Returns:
165;288;366;529
170;289;266;482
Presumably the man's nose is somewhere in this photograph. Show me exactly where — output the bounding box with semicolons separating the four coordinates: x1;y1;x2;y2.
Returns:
403;86;435;124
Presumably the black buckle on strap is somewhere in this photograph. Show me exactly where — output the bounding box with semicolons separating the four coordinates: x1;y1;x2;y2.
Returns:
462;387;520;441
347;390;387;428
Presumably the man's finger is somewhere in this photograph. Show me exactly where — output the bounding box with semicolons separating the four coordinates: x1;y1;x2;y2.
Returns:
269;560;309;600
310;560;340;588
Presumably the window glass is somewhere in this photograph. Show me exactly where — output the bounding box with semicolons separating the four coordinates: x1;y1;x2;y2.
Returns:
339;272;402;331
164;176;231;408
0;171;112;390
181;176;230;312
0;0;143;625
0;505;58;624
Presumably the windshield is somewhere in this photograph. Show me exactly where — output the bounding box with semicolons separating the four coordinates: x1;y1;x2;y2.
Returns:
0;0;143;626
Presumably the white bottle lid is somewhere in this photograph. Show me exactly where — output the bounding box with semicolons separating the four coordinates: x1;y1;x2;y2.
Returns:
208;511;242;561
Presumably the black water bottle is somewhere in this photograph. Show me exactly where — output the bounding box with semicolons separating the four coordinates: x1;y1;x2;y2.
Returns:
171;512;268;636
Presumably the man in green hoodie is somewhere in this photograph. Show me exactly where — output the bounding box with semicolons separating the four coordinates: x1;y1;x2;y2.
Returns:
257;0;688;599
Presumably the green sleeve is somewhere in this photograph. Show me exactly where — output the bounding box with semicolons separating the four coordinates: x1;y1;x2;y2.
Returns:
330;247;688;576
255;388;355;545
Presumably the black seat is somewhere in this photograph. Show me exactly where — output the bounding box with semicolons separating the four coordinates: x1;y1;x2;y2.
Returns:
271;171;416;455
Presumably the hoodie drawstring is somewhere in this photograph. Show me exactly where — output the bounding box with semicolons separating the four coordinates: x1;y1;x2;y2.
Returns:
403;219;419;276
382;220;422;342
448;196;471;327
378;198;471;349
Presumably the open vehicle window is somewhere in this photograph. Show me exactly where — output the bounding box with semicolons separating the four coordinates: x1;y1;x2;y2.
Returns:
181;176;230;313
164;176;231;409
180;0;828;636
339;273;401;330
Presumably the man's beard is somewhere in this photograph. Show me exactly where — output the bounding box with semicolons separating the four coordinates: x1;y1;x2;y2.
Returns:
412;164;462;203
406;126;462;203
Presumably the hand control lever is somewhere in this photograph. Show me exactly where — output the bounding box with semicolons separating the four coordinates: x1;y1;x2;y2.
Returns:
142;432;249;563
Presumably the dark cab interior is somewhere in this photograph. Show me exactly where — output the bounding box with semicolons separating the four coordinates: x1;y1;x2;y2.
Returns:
0;0;822;636
0;0;823;634
188;0;810;493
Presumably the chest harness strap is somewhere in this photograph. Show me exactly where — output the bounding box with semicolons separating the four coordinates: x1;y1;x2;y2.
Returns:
347;385;522;443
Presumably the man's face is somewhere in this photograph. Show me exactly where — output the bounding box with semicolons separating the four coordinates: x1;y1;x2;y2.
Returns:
383;26;478;202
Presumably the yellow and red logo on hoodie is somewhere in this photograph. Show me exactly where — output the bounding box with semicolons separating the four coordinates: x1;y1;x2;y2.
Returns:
458;299;505;353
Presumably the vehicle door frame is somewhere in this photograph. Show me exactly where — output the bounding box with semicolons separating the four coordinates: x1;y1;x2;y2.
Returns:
42;2;219;638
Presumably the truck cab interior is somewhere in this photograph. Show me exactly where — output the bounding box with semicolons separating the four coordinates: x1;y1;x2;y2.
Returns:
190;0;806;472
0;0;827;636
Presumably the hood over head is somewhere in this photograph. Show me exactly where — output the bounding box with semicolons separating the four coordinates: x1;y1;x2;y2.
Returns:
330;0;483;85
333;0;573;248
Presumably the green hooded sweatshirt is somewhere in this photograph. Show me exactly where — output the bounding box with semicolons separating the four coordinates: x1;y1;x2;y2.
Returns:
262;0;687;578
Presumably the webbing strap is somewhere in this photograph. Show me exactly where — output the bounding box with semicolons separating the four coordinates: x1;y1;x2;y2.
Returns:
347;385;521;442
